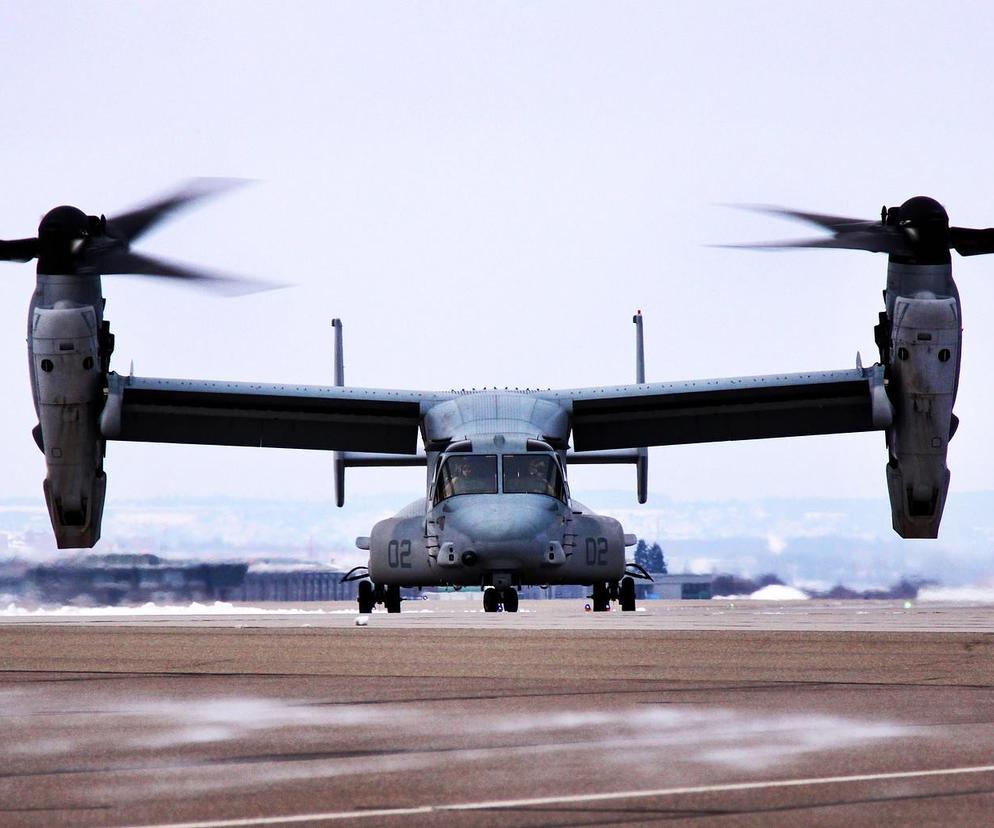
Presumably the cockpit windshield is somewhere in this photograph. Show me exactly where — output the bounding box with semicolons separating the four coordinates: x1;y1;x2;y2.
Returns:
434;454;498;503
502;454;565;500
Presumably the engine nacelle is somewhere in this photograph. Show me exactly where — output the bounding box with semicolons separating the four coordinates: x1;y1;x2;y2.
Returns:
31;303;106;548
885;295;959;538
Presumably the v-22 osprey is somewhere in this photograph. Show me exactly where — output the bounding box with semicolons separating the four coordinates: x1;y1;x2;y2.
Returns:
2;184;984;613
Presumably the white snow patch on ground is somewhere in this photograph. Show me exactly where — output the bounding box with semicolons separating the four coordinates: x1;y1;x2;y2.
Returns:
748;585;809;600
714;585;810;601
2;691;913;801
0;601;331;616
918;586;994;603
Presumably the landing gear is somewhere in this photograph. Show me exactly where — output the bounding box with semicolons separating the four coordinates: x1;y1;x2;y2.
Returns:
354;581;404;614
619;576;636;612
482;586;518;612
357;580;375;614
589;579;636;612
501;587;519;613
592;581;610;612
384;584;402;613
483;587;500;612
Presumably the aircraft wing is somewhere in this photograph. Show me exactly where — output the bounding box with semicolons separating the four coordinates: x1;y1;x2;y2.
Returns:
100;373;452;454
543;366;892;451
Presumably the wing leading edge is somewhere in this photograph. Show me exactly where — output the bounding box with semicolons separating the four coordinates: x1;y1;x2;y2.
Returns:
545;366;892;451
100;373;452;454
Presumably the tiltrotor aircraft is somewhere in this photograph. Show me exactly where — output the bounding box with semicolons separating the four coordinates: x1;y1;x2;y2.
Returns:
3;184;985;613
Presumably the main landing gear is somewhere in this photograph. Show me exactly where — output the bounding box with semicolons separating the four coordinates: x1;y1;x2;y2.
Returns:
358;580;374;613
590;576;637;612
483;586;518;613
356;581;402;614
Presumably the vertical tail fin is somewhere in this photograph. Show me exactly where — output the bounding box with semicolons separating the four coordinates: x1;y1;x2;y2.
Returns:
332;318;345;387
332;318;346;507
634;311;648;504
634;310;645;384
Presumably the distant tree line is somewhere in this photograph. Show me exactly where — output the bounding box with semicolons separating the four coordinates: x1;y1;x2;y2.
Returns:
634;539;666;573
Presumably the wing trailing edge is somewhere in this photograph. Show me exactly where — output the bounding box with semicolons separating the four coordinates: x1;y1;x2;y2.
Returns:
551;367;891;451
100;374;449;454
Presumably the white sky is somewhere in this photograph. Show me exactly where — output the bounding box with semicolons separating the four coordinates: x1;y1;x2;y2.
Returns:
2;2;994;518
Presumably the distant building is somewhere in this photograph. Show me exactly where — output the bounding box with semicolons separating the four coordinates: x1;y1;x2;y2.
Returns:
637;573;713;600
238;565;359;602
24;555;247;605
6;554;714;605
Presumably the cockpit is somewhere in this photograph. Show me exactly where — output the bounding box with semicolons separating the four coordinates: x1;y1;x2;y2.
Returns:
435;454;498;500
432;449;567;506
502;454;565;499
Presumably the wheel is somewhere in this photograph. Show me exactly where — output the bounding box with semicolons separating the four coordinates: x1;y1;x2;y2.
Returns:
357;580;375;614
620;576;636;612
501;588;519;613
384;584;402;613
592;582;610;612
483;587;500;612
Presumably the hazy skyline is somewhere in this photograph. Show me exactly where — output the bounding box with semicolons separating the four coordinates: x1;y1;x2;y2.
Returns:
2;3;994;544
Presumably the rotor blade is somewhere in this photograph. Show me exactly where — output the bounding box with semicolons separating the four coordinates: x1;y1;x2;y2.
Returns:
735;204;878;233
105;178;249;244
78;249;286;296
719;231;912;256
0;238;39;262
724;203;913;256
950;227;994;256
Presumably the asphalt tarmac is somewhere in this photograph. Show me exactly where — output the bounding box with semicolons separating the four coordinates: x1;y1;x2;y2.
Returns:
2;600;994;827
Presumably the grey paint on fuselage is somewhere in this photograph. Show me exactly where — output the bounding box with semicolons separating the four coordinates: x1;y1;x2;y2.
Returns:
366;399;627;589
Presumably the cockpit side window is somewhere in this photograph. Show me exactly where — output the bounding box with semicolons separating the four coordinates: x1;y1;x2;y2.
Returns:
502;454;565;501
433;454;498;505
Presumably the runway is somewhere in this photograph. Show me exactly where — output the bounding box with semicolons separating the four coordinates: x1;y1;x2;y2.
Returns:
2;600;994;827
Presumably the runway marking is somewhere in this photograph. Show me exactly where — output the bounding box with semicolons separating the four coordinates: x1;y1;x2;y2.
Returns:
123;762;994;827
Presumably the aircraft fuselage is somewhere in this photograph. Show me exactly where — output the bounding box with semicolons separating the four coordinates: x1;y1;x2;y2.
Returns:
362;394;633;591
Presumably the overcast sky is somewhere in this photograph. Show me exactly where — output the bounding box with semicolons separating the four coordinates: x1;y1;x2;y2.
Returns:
2;2;993;533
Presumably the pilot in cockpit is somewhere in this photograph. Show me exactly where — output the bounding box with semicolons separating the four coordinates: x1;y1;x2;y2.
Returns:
526;456;557;497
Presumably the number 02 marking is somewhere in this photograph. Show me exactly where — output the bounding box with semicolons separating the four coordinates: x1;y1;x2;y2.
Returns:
388;539;413;568
585;537;608;566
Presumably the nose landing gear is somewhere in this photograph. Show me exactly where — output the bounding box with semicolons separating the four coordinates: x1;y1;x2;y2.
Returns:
502;587;519;613
483;586;519;612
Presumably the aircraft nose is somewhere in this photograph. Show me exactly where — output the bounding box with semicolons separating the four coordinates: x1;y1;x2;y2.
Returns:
445;496;558;545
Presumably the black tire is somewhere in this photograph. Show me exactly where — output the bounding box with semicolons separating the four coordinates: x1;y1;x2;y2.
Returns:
501;588;519;613
620;576;636;612
384;584;402;613
357;580;375;614
592;581;610;612
483;587;499;612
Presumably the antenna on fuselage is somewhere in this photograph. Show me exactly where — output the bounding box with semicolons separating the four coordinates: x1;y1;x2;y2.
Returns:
633;310;648;504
